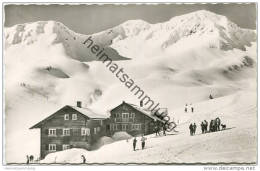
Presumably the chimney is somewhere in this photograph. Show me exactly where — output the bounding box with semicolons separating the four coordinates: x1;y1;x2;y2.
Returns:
140;100;143;107
77;101;82;108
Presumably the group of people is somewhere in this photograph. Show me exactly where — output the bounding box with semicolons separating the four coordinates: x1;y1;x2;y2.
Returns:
208;117;225;132
189;117;226;136
133;135;147;151
26;155;37;164
154;125;167;136
185;103;194;113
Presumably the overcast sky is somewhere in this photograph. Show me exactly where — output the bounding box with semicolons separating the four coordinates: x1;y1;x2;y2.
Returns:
4;3;257;34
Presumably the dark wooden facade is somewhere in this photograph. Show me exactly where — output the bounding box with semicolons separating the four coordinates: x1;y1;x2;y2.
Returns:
30;105;107;159
108;101;164;136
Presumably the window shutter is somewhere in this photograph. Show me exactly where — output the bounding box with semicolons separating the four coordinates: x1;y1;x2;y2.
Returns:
70;129;73;136
45;129;48;135
45;144;48;150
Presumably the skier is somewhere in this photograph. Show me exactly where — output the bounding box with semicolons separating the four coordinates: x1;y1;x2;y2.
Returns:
141;135;147;150
133;137;137;151
193;123;197;135
81;155;86;164
204;120;208;133
185;104;188;113
189;123;193;136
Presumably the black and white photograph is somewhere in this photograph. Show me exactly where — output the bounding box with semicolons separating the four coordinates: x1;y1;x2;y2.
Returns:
2;1;258;167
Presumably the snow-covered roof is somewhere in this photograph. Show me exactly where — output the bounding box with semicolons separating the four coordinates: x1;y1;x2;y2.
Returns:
30;105;107;129
123;102;166;123
68;105;108;119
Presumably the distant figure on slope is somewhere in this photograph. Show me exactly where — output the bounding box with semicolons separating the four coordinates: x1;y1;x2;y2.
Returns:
163;125;167;136
81;155;86;164
29;155;34;162
204;120;208;133
193;123;197;135
141;135;147;150
213;119;217;132
209;94;214;99
133;137;137;151
185;104;188;113
200;121;205;134
216;117;221;131
209;120;214;132
191;106;194;113
189;123;193;136
154;125;160;136
26;155;30;164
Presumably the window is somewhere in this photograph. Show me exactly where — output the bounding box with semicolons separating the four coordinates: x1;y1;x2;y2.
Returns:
64;114;69;120
110;124;119;131
122;113;129;118
97;127;100;132
81;128;90;136
100;120;103;126
48;129;56;136
63;128;70;136
130;113;135;118
62;144;70;151
72;114;77;120
49;144;56;151
132;124;141;130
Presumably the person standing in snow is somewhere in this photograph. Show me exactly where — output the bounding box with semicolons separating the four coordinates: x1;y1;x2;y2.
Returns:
216;117;221;131
209;120;214;132
133;137;137;151
191;106;194;113
189;123;193;136
213;119;217;132
193;123;197;135
163;125;167;136
204;120;208;133
154;125;159;136
81;155;86;164
26;155;29;164
141;135;147;150
185;104;188;113
200;121;204;134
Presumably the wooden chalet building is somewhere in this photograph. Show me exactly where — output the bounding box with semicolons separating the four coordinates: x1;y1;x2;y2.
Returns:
30;101;108;159
108;101;165;136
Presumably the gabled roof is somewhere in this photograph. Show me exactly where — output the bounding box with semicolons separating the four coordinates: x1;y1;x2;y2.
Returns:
30;105;108;129
111;102;166;123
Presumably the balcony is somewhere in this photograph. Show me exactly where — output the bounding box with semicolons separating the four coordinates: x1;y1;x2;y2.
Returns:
114;118;134;123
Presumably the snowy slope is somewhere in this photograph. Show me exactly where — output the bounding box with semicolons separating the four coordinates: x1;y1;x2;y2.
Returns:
41;90;257;163
4;10;257;163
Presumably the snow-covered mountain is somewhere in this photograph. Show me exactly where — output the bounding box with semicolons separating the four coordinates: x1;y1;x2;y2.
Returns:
4;10;257;163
